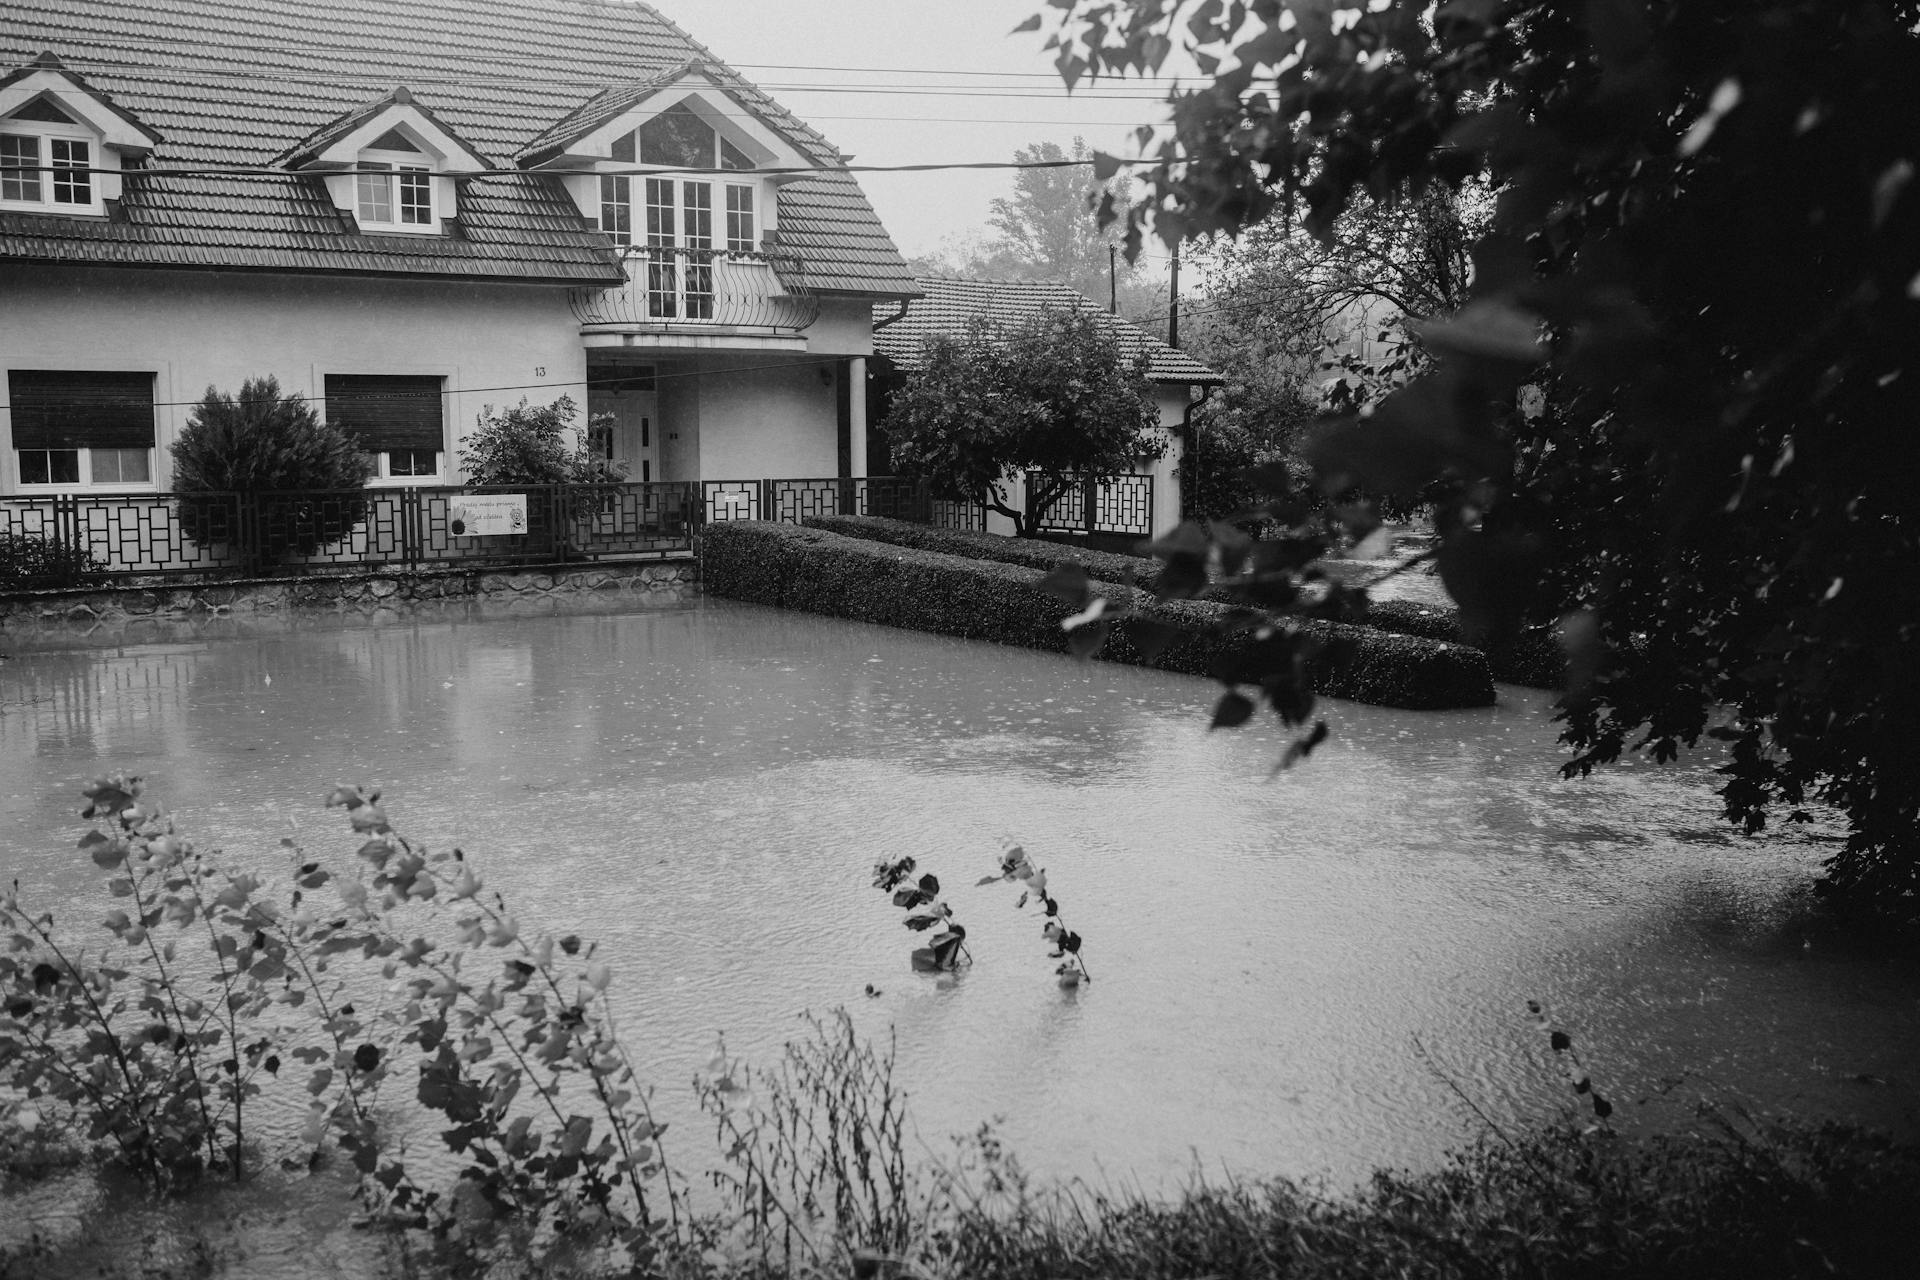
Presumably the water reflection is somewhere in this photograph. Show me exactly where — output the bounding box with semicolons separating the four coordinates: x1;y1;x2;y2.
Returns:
0;595;1915;1197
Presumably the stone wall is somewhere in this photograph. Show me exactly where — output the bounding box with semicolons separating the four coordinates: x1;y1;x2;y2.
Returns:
0;559;698;631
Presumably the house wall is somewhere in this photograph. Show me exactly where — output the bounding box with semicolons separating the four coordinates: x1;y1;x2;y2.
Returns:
694;355;837;481
0;264;584;493
801;298;879;357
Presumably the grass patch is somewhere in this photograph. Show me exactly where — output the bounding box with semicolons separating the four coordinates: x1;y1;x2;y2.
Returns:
931;1121;1920;1280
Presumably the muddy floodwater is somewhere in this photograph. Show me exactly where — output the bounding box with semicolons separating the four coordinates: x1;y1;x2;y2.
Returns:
3;595;1917;1231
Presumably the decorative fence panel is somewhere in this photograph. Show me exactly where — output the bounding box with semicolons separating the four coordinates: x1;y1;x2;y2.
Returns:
1;477;992;583
1024;471;1155;538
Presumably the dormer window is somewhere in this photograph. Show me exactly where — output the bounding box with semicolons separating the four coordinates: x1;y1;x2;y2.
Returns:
275;89;487;237
1;97;103;215
355;129;435;231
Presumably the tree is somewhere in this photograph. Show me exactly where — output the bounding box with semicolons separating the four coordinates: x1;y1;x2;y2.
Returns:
1182;186;1484;519
911;139;1164;320
1198;185;1484;412
883;306;1163;535
1024;1;1920;923
170;376;374;563
460;396;626;487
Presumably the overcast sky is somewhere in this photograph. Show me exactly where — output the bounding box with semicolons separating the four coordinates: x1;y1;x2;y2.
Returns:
647;0;1184;262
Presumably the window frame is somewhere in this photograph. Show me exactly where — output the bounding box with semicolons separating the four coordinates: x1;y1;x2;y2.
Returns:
8;369;157;493
322;373;447;486
354;147;437;234
0;114;106;216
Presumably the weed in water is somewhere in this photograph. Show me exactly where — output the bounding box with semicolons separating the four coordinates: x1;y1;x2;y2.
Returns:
872;857;970;973
978;839;1089;987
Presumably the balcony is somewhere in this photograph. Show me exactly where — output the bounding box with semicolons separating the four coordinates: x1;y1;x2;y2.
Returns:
569;247;820;347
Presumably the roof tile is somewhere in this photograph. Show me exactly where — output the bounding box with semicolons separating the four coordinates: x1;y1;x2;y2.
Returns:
2;0;912;291
874;277;1223;385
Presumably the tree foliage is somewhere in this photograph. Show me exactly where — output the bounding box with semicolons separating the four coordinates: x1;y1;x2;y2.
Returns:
459;395;626;487
910;138;1164;321
1024;0;1920;922
883;306;1164;535
170;376;374;560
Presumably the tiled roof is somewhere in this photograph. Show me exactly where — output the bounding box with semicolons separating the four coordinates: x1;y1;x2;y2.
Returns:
873;277;1224;385
0;0;915;292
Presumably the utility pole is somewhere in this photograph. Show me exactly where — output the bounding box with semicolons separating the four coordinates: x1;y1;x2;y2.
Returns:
1168;243;1181;348
1108;245;1118;314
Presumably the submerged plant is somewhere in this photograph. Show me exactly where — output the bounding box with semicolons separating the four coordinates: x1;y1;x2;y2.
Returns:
1528;998;1613;1124
871;857;969;972
979;839;1089;987
0;776;682;1276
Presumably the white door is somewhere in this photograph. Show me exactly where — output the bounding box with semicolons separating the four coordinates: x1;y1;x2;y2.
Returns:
599;390;659;483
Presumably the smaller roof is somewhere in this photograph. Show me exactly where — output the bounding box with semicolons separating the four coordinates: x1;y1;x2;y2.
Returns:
273;86;490;171
0;51;161;149
874;277;1222;385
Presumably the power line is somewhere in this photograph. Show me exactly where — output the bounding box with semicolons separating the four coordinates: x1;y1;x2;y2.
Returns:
1;154;1180;180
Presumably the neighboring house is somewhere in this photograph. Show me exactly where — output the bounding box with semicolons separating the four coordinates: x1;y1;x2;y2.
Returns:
0;0;914;509
870;277;1222;538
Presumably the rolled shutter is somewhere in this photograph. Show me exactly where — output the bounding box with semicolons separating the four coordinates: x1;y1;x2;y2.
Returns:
325;374;444;450
9;370;155;449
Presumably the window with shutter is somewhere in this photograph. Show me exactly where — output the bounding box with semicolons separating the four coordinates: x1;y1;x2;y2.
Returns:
8;370;155;489
324;374;445;483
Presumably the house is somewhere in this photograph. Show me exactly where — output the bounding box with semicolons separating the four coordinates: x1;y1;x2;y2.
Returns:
869;277;1222;539
0;0;915;527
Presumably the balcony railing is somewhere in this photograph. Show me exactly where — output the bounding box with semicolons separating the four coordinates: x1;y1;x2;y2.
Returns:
569;247;820;332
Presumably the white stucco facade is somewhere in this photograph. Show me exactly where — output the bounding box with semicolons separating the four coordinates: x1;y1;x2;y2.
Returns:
2;269;891;497
0;265;586;492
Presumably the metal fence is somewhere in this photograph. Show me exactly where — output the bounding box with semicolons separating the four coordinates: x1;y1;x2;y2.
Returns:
1024;471;1155;537
0;476;988;582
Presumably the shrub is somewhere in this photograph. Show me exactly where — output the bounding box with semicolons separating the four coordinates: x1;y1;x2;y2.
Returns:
0;776;678;1273
170;376;374;562
702;521;1494;710
460;396;627;487
0;534;106;591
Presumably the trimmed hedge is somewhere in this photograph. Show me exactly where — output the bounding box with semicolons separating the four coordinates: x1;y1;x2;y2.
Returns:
1366;598;1565;689
808;513;1563;690
804;513;1165;589
704;521;1494;710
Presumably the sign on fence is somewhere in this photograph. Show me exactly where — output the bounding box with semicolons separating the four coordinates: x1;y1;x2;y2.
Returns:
450;493;527;537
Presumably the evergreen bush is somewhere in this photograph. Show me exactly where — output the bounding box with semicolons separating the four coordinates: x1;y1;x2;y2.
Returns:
170;376;374;563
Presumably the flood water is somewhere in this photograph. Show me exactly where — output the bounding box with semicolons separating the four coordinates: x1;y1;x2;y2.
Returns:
2;595;1917;1214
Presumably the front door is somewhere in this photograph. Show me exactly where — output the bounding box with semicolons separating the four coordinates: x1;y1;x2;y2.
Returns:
598;389;659;483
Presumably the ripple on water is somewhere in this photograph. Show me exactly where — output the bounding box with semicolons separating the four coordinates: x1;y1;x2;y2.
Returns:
0;596;1914;1216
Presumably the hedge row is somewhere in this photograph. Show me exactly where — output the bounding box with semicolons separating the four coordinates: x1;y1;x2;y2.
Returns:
1366;598;1565;689
808;516;1562;690
704;521;1494;710
804;513;1166;589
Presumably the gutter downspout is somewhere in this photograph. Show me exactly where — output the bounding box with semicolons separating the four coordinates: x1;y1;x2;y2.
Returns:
1181;384;1215;523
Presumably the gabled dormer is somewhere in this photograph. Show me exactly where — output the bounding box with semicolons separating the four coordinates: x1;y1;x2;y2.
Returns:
276;87;489;236
519;63;825;256
0;53;161;217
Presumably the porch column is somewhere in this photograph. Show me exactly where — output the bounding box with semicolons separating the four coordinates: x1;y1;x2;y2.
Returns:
848;356;869;478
